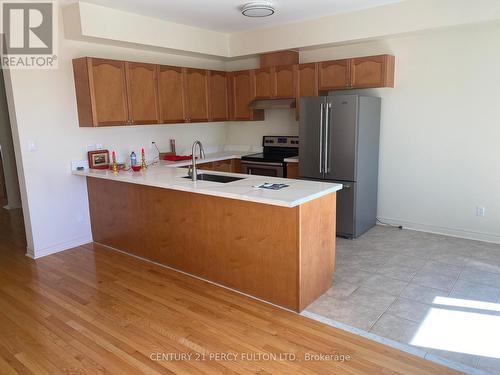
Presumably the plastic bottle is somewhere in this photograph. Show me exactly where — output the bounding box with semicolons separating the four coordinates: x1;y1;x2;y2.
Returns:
130;151;137;166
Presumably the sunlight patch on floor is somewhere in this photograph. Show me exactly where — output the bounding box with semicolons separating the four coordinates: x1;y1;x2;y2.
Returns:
411;296;500;358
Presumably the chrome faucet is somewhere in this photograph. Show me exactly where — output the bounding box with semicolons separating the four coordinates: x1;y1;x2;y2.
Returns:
189;140;205;181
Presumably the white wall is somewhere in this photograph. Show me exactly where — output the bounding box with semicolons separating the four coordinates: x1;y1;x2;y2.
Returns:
6;7;228;258
297;23;500;242
226;110;298;148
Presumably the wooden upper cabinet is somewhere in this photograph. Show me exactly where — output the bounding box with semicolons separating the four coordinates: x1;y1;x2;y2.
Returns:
318;59;351;91
125;62;159;125
350;54;395;88
253;65;296;99
295;63;319;120
157;65;186;123
297;63;319;98
275;65;296;99
72;53;395;127
230;70;255;120
184;68;209;122
253;67;274;99
208;71;228;122
72;57;129;127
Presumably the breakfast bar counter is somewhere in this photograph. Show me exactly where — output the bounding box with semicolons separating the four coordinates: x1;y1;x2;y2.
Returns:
74;165;342;312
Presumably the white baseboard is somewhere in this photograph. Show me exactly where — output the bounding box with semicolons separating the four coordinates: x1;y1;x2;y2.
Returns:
26;235;93;259
377;217;500;245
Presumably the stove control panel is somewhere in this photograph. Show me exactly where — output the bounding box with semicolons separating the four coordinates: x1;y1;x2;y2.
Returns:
263;136;299;148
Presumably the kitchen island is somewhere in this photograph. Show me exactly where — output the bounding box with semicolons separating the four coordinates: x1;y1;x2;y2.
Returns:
74;164;342;312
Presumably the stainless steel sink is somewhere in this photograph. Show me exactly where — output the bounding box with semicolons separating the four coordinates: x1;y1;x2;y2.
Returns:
182;173;246;183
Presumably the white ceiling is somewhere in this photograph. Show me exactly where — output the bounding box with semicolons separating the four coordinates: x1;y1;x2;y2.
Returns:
81;0;404;33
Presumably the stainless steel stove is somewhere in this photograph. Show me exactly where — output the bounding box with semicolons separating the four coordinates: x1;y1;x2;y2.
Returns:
241;136;299;177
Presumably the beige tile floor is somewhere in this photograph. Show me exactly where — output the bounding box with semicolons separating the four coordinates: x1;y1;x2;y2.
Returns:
305;225;500;374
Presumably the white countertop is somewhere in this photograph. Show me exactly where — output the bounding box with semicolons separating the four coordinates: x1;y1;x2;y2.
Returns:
73;159;342;208
162;151;248;168
284;156;299;163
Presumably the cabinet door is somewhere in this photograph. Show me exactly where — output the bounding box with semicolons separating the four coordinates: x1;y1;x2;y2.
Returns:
231;70;255;120
297;63;319;98
185;68;209;122
158;65;186;123
90;58;129;126
318;59;350;91
213;160;232;172
208;71;228;121
296;63;319;119
253;67;274;99
197;162;214;171
125;62;159;125
286;163;299;179
275;65;296;99
350;55;395;88
231;159;242;173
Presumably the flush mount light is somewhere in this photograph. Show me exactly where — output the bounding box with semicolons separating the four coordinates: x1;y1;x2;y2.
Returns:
241;2;275;17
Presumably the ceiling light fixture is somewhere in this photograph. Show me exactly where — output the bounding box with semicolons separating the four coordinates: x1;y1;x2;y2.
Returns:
241;2;275;18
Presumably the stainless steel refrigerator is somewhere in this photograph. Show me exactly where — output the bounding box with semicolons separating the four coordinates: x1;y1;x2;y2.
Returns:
299;95;381;238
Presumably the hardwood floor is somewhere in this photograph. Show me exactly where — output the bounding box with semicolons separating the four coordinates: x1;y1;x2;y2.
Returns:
0;208;461;374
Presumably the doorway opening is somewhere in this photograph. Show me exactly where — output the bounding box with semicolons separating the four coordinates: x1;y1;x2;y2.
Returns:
0;68;26;252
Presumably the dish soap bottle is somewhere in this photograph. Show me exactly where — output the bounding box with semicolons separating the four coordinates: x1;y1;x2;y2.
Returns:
130;151;137;166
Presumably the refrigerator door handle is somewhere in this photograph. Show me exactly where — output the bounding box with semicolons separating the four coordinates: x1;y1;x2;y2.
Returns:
324;102;331;173
319;103;324;174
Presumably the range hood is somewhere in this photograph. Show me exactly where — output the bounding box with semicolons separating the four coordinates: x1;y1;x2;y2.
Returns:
250;98;296;110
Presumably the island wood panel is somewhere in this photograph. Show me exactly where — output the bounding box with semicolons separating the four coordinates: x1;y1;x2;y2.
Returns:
318;59;351;91
298;192;336;310
157;65;186;123
125;62;159;124
184;68;209;122
89;58;129;126
0;207;460;375
208;70;229;121
86;177;336;311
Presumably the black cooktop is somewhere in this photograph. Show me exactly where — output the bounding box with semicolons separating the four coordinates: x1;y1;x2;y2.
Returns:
241;135;299;163
241;151;297;163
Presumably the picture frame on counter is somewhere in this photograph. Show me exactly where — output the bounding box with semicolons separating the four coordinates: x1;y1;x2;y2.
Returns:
88;150;110;170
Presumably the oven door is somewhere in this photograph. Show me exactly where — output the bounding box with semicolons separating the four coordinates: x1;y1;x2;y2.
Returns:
241;161;285;177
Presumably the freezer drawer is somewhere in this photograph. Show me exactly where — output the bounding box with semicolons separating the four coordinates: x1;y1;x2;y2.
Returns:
335;181;355;238
333;179;377;239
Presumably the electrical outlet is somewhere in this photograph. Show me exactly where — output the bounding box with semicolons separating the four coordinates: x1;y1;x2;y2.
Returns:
27;139;37;152
71;159;89;171
76;212;85;223
476;206;486;217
